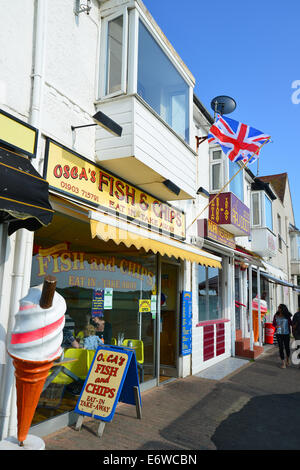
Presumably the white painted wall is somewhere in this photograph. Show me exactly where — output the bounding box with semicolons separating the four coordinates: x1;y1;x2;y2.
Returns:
0;0;34;120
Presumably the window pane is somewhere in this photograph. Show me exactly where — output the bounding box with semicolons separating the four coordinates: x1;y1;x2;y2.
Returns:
229;160;244;201
138;21;189;143
278;214;282;250
277;214;281;234
198;266;222;322
208;267;221;320
264;194;273;230
252;193;260;226
106;16;123;95
212;150;221;160
212;163;221;191
198;266;207;321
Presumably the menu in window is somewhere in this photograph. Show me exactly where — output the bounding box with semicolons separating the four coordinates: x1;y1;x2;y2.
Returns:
180;291;192;356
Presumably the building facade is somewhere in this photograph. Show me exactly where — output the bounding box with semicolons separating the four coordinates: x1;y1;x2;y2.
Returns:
0;0;222;439
0;0;298;442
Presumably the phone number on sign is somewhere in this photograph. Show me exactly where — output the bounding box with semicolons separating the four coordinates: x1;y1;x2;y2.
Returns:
60;181;99;202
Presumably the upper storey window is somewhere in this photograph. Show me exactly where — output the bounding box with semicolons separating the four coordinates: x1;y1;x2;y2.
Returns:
100;9;128;98
106;15;124;95
99;7;192;145
137;20;190;143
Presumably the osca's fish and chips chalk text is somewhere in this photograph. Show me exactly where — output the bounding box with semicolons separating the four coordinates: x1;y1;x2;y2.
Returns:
78;349;129;419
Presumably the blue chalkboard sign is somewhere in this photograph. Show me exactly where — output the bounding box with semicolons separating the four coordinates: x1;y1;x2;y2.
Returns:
180;291;192;355
75;345;141;423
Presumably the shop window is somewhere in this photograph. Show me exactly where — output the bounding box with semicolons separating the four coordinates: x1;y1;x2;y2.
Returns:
198;266;222;322
137;20;190;143
31;213;158;424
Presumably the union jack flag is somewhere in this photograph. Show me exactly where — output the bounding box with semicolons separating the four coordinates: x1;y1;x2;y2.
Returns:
208;115;270;164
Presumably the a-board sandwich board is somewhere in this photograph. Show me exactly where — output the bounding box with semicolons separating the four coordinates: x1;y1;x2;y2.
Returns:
74;345;142;437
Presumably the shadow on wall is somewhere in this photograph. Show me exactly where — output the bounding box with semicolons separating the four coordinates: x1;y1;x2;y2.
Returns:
212;392;300;450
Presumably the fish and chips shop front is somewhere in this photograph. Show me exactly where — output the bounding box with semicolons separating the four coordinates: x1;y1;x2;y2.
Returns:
31;139;221;431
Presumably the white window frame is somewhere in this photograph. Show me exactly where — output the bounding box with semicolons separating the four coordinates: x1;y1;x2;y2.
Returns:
264;193;273;231
209;148;224;193
137;16;192;145
98;8;128;100
277;213;282;251
228;159;244;202
251;191;261;227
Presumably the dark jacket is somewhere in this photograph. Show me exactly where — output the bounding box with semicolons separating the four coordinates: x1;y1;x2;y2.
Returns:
95;321;112;345
292;312;300;335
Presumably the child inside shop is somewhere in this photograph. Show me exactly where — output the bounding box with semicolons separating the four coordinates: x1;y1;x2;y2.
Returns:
82;324;103;350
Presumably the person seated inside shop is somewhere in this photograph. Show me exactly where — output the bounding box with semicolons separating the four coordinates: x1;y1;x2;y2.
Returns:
61;327;80;349
82;324;103;350
91;316;112;345
77;316;112;346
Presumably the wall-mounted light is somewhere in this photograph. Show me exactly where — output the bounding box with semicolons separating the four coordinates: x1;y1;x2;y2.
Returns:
162;180;180;196
74;0;92;16
196;187;210;198
71;111;123;137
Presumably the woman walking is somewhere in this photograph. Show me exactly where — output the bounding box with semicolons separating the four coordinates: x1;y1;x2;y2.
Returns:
272;304;292;368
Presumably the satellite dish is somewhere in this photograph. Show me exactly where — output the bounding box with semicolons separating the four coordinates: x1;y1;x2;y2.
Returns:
210;95;236;116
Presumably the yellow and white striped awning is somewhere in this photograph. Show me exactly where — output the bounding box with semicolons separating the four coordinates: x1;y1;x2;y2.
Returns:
89;211;222;269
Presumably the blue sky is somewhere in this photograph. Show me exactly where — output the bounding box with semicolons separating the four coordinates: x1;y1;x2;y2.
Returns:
143;0;300;226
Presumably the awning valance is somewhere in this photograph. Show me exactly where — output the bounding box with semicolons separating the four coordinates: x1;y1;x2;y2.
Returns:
260;271;294;288
89;212;222;269
0;147;54;235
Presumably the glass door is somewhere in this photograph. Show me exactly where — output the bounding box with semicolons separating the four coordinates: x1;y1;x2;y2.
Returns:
159;262;179;381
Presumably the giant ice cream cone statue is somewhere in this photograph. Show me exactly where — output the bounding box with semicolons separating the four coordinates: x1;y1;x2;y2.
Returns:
252;296;268;343
7;276;66;446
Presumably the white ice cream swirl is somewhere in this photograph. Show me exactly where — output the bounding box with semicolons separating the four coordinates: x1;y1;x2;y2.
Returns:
8;284;66;362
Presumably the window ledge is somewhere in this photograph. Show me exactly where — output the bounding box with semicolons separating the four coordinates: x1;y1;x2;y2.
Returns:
251;225;276;237
94;93;198;157
196;319;230;327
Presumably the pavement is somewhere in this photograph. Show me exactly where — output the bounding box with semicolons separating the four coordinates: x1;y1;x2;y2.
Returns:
42;345;300;451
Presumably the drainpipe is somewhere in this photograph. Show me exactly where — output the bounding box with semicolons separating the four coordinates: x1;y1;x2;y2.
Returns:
0;0;47;439
257;267;262;346
0;227;16;439
249;265;254;351
231;258;236;356
0;229;29;439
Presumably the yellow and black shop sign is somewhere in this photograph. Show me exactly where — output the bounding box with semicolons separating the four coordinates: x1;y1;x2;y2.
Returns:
0;109;38;158
44;138;186;241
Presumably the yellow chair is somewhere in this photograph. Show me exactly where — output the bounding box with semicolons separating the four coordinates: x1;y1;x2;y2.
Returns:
86;349;97;370
51;348;89;385
122;339;144;382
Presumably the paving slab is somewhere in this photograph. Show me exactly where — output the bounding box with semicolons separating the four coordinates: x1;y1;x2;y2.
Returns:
41;345;300;451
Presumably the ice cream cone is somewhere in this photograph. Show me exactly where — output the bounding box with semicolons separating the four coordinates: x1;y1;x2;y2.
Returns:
8;276;66;446
9;354;55;446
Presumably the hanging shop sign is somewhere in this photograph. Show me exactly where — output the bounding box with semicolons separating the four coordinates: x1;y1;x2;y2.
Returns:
44;139;186;241
198;219;236;249
180;291;192;356
209;192;250;237
75;346;141;423
0;109;38;158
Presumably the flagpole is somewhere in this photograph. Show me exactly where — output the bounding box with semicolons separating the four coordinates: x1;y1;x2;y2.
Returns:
187;138;270;231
